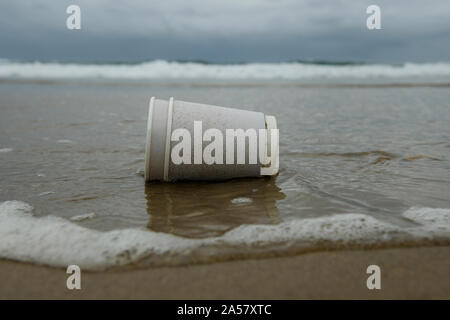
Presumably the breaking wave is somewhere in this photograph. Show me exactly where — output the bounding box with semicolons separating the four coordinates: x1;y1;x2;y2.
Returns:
0;200;449;270
1;59;450;80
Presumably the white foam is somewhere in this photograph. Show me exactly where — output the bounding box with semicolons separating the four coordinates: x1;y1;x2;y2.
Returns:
1;60;450;80
402;207;450;238
38;191;55;196
0;200;449;270
70;212;96;222
231;197;253;205
0;148;13;153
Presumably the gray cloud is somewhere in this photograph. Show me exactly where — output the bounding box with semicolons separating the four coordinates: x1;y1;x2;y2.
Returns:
0;0;449;62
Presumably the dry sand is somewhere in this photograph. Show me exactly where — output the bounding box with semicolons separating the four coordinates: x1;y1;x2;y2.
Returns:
0;246;449;299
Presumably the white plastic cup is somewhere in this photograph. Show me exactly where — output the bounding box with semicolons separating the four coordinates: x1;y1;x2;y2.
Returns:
145;97;279;182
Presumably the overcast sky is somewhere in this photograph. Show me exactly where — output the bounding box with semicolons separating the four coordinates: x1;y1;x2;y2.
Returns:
0;0;449;63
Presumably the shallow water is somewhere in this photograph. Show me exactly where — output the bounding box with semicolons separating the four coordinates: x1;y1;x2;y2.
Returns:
0;80;449;269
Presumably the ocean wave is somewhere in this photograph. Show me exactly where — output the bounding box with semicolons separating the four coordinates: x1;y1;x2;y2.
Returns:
1;60;450;80
0;200;449;270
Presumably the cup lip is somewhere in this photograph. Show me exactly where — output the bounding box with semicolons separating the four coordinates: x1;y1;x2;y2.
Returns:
144;96;155;182
261;115;279;176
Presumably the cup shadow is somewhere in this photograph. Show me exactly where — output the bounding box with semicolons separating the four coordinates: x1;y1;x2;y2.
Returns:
145;177;286;238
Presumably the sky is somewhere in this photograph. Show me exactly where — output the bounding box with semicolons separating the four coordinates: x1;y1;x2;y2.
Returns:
0;0;449;63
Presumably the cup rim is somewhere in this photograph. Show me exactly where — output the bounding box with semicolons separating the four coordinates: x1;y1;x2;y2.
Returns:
144;96;155;182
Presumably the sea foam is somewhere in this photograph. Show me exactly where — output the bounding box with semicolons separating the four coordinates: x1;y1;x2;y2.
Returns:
1;60;450;80
0;200;449;270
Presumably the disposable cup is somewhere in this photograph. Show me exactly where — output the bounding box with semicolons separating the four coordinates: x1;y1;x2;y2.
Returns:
145;97;278;182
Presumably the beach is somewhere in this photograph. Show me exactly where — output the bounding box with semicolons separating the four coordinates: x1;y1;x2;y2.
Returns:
0;246;449;299
1;0;450;302
0;62;449;298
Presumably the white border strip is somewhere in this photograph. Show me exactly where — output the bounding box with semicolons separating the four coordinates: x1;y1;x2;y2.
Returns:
144;97;155;182
163;97;174;181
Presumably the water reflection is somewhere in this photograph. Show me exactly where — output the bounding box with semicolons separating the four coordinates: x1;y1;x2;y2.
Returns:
145;177;286;238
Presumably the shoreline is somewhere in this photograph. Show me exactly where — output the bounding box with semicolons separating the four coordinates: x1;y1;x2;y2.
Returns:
1;246;448;299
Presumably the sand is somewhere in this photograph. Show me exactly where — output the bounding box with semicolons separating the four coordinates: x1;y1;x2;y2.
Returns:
0;246;448;299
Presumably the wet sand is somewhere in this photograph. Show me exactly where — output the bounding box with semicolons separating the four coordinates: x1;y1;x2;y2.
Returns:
1;246;449;299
